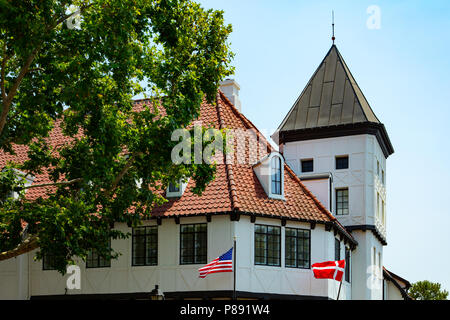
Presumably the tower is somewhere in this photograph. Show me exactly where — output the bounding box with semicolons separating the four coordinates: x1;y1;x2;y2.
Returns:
272;45;394;299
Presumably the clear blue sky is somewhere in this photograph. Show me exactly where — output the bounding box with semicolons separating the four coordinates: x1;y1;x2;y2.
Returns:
198;0;450;292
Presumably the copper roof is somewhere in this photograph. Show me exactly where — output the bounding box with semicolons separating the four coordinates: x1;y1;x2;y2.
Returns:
277;45;381;131
274;45;394;158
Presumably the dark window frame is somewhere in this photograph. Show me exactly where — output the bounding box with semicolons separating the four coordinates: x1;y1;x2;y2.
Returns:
345;247;351;283
271;156;282;195
180;223;207;265
335;188;349;215
42;253;58;271
254;224;281;267
335;156;349;170
86;239;112;269
285;228;311;269
301;159;314;173
335;239;341;261
132;226;158;267
168;182;180;193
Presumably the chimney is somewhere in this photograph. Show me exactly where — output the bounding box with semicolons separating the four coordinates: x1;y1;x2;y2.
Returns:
219;79;242;112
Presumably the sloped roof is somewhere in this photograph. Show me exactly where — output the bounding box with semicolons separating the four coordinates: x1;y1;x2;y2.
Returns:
278;45;380;131
274;45;394;158
0;92;356;244
383;267;412;300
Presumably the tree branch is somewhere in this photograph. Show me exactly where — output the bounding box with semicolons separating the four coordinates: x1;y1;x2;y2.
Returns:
0;235;39;262
0;3;95;139
103;152;143;198
0;46;40;136
18;178;83;190
1;43;9;101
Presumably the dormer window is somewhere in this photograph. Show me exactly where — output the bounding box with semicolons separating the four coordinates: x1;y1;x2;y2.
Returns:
168;182;180;193
253;152;285;200
166;178;188;198
271;156;282;195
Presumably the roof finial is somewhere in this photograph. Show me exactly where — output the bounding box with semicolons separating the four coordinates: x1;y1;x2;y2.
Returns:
332;10;335;45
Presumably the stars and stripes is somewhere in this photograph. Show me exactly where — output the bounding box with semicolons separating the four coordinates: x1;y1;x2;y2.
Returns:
198;247;233;278
312;259;346;282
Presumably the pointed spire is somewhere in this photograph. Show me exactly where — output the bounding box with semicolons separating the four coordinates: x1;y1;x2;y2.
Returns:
332;11;335;44
274;45;394;157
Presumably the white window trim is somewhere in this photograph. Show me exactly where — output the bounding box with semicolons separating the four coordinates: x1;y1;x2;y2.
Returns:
166;178;189;198
268;153;285;200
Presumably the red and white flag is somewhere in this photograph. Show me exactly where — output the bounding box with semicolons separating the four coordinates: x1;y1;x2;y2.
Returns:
312;260;345;282
198;248;233;278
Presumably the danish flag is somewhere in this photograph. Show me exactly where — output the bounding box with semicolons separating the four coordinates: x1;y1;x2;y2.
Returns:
312;260;346;282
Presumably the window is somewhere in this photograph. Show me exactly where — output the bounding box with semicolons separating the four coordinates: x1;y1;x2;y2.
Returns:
336;156;349;170
372;247;376;270
335;188;349;215
271;156;282;195
345;248;351;282
285;228;310;268
166;178;189;198
377;193;380;220
382;170;385;184
378;252;382;275
168;182;180;193
87;240;111;268
180;224;207;265
377;161;380;176
382;200;385;225
301;159;313;173
42;253;58;271
255;225;280;266
132;226;158;266
335;239;341;261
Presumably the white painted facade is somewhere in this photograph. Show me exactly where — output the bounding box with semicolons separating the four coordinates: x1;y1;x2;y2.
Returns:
0;215;351;300
282;134;387;299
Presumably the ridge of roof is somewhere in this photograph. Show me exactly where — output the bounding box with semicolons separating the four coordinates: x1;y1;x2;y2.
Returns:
216;92;240;211
334;45;380;124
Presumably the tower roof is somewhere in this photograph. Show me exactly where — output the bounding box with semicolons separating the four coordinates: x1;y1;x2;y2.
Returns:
274;45;394;157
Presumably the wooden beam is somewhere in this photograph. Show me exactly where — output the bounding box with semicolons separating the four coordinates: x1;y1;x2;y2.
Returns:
230;212;240;221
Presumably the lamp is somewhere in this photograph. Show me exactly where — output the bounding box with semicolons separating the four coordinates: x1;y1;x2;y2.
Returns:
150;285;165;300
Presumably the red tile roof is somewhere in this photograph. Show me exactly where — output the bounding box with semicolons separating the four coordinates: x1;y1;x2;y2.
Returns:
0;91;356;243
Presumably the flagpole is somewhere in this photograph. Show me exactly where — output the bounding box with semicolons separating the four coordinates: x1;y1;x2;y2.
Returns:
233;235;237;300
337;280;342;300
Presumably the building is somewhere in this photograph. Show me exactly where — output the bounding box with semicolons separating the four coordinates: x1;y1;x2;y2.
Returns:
0;44;409;300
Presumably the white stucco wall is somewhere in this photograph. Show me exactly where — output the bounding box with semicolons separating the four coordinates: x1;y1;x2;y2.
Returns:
283;134;387;300
283;134;386;231
0;215;351;300
301;179;330;211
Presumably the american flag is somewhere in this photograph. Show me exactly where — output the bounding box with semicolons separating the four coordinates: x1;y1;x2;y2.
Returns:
198;247;233;278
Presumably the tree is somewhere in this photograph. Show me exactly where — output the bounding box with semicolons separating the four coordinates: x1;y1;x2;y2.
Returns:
0;0;233;273
409;280;449;300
